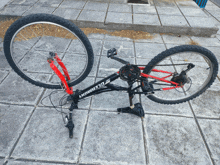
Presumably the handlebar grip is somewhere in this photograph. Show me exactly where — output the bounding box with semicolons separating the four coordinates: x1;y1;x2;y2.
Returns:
69;129;73;138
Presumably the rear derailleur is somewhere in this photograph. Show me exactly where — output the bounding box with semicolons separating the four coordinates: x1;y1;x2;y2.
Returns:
171;63;195;86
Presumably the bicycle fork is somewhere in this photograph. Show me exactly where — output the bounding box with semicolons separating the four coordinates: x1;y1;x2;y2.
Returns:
47;52;75;138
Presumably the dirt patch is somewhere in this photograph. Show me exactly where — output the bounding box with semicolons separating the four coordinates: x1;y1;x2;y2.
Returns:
0;19;17;39
188;40;200;45
0;20;155;41
82;28;155;40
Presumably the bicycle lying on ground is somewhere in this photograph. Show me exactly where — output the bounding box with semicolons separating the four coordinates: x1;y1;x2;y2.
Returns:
4;14;218;138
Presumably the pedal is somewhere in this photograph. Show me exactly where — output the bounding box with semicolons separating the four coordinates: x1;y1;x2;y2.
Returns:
107;48;117;58
117;103;145;118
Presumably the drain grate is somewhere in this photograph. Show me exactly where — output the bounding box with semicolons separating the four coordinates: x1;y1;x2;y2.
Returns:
127;0;148;4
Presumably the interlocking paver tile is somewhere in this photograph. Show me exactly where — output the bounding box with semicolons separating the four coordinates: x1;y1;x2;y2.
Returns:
108;3;132;13
10;0;38;6
109;0;126;3
61;53;100;77
141;97;193;116
133;5;157;14
59;0;86;9
7;160;65;165
80;111;146;164
153;0;176;7
133;14;161;26
78;10;106;22
0;71;8;83
165;43;180;49
23;6;56;16
0;72;46;105
87;32;105;40
53;8;81;20
216;34;220;41
0;104;34;157
161;34;191;45
198;119;220;165
135;42;166;59
190;88;220;118
89;39;103;55
97;56;135;77
190;36;220;47
144;115;211;164
160;15;189;27
180;8;209;17
84;1;108;11
0;4;30;15
0;45;11;70
35;0;63;8
0;159;4;164
206;8;220;18
156;6;182;16
67;39;87;54
106;12;132;24
12;108;88;163
186;16;218;28
205;4;220;10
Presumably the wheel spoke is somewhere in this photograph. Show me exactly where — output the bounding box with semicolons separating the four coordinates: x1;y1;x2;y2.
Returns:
143;46;217;104
6;14;93;89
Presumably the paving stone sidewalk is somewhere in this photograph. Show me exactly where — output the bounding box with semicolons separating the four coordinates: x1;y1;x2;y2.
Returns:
1;28;220;164
1;0;220;165
0;0;219;36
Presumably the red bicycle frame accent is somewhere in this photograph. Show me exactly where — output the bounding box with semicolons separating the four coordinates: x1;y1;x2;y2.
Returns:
47;54;73;95
139;67;181;91
48;56;181;95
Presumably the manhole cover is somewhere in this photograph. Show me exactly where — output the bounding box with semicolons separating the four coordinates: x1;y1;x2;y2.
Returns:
127;0;148;4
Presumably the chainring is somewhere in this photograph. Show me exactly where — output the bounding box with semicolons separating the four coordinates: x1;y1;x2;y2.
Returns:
119;65;140;82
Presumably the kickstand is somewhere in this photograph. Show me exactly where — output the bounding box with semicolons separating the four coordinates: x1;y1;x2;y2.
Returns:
117;103;145;118
117;91;145;118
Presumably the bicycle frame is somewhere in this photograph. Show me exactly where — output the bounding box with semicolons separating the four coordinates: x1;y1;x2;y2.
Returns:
47;54;182;103
48;53;183;138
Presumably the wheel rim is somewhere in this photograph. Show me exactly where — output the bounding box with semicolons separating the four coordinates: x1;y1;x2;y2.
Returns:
147;51;213;102
10;21;89;86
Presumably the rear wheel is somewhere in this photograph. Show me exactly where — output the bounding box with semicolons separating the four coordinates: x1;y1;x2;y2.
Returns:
4;14;94;89
143;45;218;104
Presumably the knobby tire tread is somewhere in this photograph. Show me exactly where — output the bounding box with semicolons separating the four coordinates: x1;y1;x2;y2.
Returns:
143;45;218;104
4;13;94;89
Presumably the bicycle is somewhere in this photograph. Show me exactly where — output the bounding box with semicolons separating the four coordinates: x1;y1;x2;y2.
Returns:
3;14;219;138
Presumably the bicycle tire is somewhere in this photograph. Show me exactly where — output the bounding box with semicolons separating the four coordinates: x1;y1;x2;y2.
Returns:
143;45;218;104
4;14;94;89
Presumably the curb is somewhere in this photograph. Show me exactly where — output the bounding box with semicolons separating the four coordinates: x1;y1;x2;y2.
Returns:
0;14;218;37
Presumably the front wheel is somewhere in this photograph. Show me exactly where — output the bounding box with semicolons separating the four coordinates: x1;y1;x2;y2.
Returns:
4;14;94;89
143;45;218;104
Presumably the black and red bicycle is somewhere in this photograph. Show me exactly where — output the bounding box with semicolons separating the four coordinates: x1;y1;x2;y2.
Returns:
4;14;218;138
